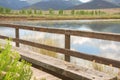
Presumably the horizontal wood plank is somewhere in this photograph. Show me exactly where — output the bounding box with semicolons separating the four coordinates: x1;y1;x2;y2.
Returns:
0;23;120;41
13;47;117;80
0;35;120;68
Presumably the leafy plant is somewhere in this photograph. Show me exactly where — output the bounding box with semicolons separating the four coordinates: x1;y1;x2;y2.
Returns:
0;41;32;80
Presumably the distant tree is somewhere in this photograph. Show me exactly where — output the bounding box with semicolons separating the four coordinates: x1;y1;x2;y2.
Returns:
34;9;37;14
39;10;42;15
27;9;32;15
58;10;63;15
0;7;4;13
99;11;106;15
71;10;75;15
49;9;54;15
0;7;11;14
98;10;101;15
20;9;26;14
94;10;98;15
79;10;85;15
5;8;11;14
91;11;94;15
85;11;89;15
76;11;80;15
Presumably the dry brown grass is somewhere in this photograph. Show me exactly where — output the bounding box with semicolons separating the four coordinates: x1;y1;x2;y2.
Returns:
21;38;58;58
92;60;120;80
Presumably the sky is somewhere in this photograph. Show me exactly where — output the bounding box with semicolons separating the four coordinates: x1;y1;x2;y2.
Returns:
21;0;92;4
79;0;91;3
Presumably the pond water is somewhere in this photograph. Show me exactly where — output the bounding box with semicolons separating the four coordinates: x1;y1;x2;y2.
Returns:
0;20;120;61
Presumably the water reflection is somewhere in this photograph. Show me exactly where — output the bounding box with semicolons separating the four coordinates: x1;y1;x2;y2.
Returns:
77;25;92;31
0;27;15;38
0;20;120;61
9;20;120;33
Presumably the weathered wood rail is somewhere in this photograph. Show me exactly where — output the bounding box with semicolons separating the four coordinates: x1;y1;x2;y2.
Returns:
0;23;120;80
12;46;117;80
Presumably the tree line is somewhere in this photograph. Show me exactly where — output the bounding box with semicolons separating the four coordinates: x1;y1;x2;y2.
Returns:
0;7;11;14
0;6;106;16
19;9;106;16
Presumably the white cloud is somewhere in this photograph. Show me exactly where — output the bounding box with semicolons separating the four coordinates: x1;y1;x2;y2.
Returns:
21;0;91;4
79;0;91;3
72;37;91;45
20;0;26;1
24;0;42;4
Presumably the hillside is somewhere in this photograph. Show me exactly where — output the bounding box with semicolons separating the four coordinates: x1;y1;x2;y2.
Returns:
70;0;120;9
113;0;120;5
106;0;120;5
0;0;120;10
0;0;29;9
25;0;81;10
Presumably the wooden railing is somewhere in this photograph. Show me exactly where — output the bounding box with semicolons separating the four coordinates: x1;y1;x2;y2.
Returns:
0;23;120;68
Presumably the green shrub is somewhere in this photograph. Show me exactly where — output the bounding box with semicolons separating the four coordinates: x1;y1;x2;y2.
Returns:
0;41;32;80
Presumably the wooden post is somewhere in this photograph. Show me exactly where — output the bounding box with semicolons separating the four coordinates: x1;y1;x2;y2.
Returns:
65;34;70;62
15;28;19;47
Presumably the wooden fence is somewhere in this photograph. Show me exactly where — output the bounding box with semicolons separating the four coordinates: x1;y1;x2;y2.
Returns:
0;23;120;68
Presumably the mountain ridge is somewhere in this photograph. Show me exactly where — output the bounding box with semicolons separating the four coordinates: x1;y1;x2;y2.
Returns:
0;0;29;9
0;0;120;10
24;0;81;10
69;0;120;10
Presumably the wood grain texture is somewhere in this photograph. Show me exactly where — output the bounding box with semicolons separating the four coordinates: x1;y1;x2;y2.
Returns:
13;47;117;80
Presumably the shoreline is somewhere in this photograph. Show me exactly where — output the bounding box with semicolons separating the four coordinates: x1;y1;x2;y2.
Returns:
20;19;120;22
0;15;120;21
1;18;120;24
